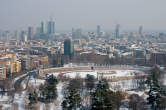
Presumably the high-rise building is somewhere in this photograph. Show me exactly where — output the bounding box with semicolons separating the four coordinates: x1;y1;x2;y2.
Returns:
64;38;74;58
71;28;82;38
20;31;27;42
40;21;44;34
14;30;18;41
75;28;82;38
115;24;120;38
72;28;75;38
27;27;34;40
138;26;143;36
47;20;55;34
97;25;101;37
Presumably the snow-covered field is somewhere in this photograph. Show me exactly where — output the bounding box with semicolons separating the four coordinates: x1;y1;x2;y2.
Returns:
127;91;148;98
54;82;64;110
0;91;28;110
53;71;97;78
52;69;146;79
110;79;145;91
36;82;65;110
0;68;149;110
13;91;27;110
28;77;45;88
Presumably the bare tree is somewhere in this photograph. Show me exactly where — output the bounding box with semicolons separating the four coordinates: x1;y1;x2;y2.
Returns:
0;105;3;110
129;94;148;110
11;103;18;110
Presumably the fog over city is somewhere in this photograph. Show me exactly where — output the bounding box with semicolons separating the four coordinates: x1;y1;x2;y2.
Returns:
0;0;166;31
1;0;166;110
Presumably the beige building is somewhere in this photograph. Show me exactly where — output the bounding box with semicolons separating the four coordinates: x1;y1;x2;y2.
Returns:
0;67;7;80
6;60;21;73
40;56;49;68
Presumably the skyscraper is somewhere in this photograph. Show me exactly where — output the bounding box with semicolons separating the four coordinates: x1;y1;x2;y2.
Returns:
139;26;143;36
71;28;82;38
115;24;120;38
20;31;27;42
64;38;74;58
97;25;101;37
47;20;55;34
27;27;34;40
75;28;82;38
14;30;18;41
72;28;75;38
40;21;44;34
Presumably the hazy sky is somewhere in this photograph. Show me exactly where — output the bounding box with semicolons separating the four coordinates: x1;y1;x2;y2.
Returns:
0;0;166;31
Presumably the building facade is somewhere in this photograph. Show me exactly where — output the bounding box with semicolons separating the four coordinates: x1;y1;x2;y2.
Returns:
64;38;74;58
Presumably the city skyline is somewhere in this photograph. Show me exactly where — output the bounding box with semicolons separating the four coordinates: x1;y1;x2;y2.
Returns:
0;0;166;110
0;0;166;31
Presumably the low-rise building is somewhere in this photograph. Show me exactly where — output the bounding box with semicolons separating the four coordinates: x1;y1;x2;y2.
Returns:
6;60;21;73
0;67;7;80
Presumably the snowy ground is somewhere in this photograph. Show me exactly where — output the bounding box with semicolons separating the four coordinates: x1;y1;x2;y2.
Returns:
0;95;10;102
0;68;149;110
0;95;12;109
53;71;97;79
110;79;145;91
38;82;64;110
28;77;45;88
54;82;64;110
52;69;146;79
13;91;27;110
126;90;148;99
0;91;28;110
